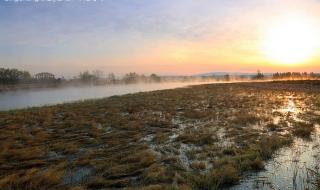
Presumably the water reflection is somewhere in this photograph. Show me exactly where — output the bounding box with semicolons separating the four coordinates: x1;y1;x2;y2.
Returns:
230;95;320;190
287;98;296;113
279;95;299;118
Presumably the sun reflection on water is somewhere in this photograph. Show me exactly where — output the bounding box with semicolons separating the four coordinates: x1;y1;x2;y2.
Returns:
230;94;320;190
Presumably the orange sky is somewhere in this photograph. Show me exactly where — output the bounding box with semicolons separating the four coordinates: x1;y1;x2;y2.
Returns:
2;0;320;77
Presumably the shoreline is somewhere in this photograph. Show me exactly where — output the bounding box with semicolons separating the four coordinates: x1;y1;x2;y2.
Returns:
1;80;320;112
0;79;318;93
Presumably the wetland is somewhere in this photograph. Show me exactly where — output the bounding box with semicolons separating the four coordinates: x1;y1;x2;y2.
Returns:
1;80;320;190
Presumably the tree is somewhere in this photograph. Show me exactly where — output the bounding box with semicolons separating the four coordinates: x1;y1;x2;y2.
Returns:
92;70;104;79
0;68;31;84
150;73;161;82
224;74;230;81
253;70;264;80
123;72;140;83
107;73;116;83
79;71;96;82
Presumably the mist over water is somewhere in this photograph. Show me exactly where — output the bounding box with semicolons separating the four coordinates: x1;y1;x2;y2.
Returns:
0;82;212;111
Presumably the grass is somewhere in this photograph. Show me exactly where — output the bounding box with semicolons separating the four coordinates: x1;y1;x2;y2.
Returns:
292;121;315;139
176;130;214;145
190;161;206;170
266;123;280;131
0;81;320;189
0;162;66;190
222;147;237;156
232;112;260;126
258;134;293;159
187;163;239;190
307;168;320;189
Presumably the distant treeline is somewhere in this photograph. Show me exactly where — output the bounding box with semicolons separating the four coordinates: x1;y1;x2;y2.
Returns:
272;72;320;79
0;68;61;85
71;70;320;83
1;67;320;86
76;71;255;84
77;71;161;84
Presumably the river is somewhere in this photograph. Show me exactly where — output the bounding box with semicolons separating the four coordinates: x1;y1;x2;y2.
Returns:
0;82;209;111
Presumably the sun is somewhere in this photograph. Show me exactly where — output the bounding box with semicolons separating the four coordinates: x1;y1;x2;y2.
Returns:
262;13;318;64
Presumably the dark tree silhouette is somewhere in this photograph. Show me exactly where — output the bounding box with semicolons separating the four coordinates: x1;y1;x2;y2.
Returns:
0;68;31;84
253;70;264;80
150;73;161;82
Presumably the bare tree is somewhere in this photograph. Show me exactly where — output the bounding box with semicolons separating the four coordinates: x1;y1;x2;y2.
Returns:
107;73;116;83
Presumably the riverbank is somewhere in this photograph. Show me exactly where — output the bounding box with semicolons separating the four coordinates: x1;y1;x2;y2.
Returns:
0;81;320;189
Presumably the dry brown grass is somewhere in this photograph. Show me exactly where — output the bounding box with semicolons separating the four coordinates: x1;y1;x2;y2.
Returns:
292;122;315;138
232;112;260;126
258;135;292;159
176;131;213;145
190;161;206;170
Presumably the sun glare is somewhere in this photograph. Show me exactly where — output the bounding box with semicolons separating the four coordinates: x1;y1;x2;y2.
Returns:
262;13;318;64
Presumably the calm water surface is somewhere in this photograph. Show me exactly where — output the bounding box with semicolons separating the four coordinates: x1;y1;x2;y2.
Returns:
0;82;209;111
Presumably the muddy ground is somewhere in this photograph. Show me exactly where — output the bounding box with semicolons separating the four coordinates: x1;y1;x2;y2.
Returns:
0;80;320;190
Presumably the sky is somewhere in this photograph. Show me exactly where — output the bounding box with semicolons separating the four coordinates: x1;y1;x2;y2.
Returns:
1;0;320;77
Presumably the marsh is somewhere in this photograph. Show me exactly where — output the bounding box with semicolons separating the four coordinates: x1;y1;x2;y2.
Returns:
1;81;320;190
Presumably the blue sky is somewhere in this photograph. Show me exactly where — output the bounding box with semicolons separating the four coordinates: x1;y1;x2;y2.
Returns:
1;0;320;77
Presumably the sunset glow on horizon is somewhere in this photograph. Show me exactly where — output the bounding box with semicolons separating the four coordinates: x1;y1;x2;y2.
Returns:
1;0;320;77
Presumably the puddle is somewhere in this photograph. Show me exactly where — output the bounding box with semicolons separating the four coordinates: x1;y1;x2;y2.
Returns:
217;127;235;147
141;134;154;142
229;95;320;190
62;167;93;186
143;117;216;172
229;126;320;190
47;151;64;161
